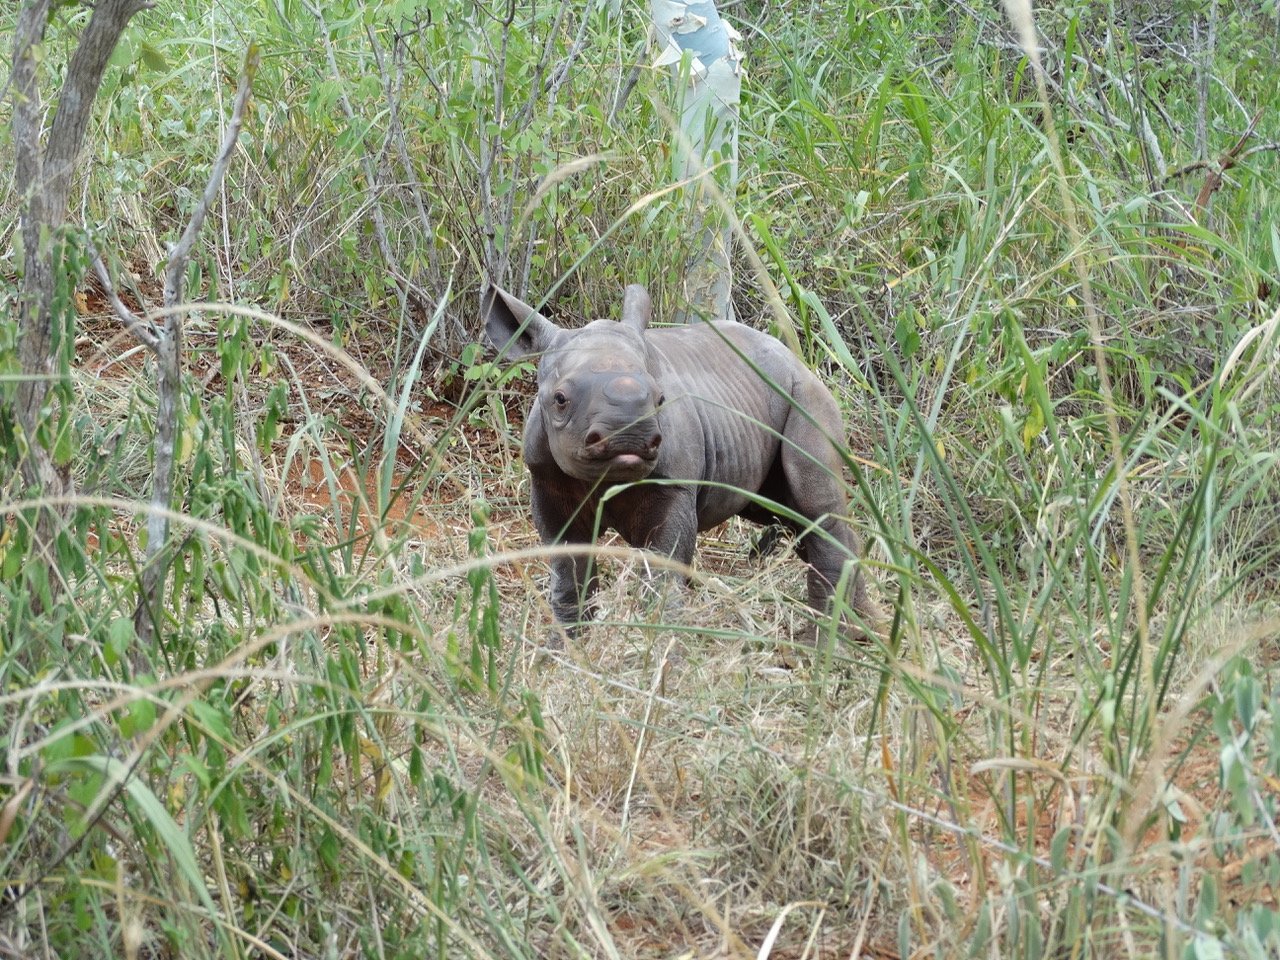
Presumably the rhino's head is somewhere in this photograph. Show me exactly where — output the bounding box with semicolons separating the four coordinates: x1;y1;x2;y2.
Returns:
483;283;665;483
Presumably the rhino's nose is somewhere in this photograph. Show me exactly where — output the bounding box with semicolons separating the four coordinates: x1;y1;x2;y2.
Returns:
584;424;662;459
585;424;661;446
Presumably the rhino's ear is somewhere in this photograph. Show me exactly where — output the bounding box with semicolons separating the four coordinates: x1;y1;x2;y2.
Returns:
482;284;561;358
619;284;652;333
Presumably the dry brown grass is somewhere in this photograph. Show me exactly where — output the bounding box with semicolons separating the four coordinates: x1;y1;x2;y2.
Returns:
43;294;1276;959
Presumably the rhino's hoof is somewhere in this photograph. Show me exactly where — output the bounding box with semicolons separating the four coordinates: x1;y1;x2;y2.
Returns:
794;605;887;653
548;616;594;646
640;583;685;626
852;598;890;641
531;621;583;667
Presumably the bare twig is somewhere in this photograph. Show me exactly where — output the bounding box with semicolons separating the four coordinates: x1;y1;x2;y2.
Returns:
1194;1;1217;162
369;27;441;285
301;0;434;336
132;47;258;644
508;1;596;298
163;57;256;307
518;0;574;127
480;0;518;291
87;247;160;352
1165;142;1280;182
545;4;593;106
608;63;642;126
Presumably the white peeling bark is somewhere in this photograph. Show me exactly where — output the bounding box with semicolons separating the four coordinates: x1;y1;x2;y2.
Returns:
650;0;743;324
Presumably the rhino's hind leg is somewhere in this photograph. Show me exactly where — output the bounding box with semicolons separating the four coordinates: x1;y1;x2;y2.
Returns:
792;520;877;644
776;396;879;640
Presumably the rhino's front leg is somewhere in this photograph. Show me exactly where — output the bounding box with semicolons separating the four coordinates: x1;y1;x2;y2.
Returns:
548;553;600;634
612;485;698;618
530;480;601;642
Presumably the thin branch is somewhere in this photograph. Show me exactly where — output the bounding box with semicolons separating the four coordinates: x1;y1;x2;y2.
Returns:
135;47;257;645
87;246;160;352
545;4;593;106
514;0;573;129
7;0;156;617
368;25;441;286
11;1;51;232
301;0;433;332
163;47;258;307
1165;142;1280;181
608;63;642;126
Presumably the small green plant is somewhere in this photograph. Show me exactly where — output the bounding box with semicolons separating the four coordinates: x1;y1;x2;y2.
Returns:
445;342;533;434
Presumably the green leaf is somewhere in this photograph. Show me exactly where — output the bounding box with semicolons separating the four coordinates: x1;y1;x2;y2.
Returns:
47;755;220;931
897;78;933;160
119;697;157;739
139;41;168;72
53;419;74;466
1063;16;1079;86
1049;826;1072;872
42;727;95;766
1;542;19;581
319;828;340;874
1022;397;1045;451
190;700;232;741
1193;937;1225;960
1196;872;1219;924
1235;676;1261;734
894;309;920;360
105;617;135;666
181;753;212;791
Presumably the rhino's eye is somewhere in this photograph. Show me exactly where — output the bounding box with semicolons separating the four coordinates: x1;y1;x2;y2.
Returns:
657;394;666;407
553;390;568;407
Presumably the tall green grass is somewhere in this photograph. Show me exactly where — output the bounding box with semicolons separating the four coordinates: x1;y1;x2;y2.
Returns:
1;0;1277;957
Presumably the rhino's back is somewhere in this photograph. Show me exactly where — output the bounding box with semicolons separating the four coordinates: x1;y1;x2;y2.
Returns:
648;321;798;416
645;322;805;525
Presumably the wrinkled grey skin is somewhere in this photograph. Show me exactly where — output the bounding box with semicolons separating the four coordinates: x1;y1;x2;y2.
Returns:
483;282;877;642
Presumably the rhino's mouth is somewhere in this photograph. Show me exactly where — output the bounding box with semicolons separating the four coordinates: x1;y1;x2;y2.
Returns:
577;447;658;481
604;451;653;471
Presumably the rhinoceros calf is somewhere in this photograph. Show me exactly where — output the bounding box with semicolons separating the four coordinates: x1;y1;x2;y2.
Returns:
483;282;877;643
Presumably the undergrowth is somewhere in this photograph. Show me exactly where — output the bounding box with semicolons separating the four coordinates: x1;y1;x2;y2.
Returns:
1;0;1279;957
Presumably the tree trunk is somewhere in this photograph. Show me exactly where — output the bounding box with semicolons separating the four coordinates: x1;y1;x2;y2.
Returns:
650;0;743;324
10;0;153;571
12;0;61;529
